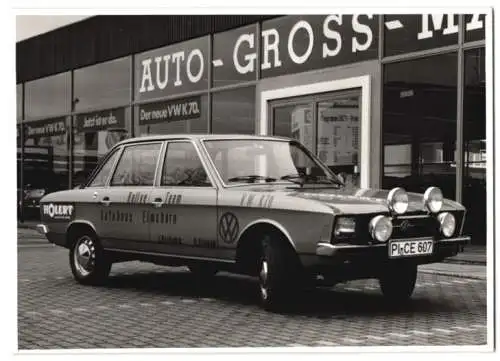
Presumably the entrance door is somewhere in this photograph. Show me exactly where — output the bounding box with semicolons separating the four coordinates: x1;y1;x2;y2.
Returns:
269;89;362;188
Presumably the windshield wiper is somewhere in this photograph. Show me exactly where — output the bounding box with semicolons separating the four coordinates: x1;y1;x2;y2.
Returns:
227;175;277;183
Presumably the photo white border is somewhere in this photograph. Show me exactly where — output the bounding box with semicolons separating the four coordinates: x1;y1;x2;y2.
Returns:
4;2;497;361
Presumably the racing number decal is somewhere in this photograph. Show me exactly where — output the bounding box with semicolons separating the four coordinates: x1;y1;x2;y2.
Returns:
218;212;239;244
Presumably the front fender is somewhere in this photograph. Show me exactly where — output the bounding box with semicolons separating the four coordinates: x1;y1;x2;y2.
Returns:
238;218;295;250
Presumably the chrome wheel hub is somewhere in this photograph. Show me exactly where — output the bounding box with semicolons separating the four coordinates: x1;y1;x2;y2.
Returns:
259;259;269;301
73;237;96;277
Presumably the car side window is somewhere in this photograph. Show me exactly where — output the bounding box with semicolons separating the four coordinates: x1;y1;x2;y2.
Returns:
87;149;120;188
161;142;211;187
110;143;162;186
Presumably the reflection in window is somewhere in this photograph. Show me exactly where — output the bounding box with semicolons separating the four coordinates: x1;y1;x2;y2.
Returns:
88;148;120;188
111;143;161;186
74;57;131;111
383;53;458;199
273;104;313;152
161;142;210;186
25;72;71;119
212;87;255;134
317;94;360;186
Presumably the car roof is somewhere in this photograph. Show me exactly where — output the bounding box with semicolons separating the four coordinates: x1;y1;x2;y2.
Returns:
115;133;293;147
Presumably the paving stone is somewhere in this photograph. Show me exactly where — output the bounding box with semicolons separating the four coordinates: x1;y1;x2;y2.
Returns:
17;245;488;349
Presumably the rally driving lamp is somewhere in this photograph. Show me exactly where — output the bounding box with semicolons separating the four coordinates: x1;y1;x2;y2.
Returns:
423;186;443;213
387;187;409;215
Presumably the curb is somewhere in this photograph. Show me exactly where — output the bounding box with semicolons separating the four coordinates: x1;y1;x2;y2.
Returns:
442;259;486;266
418;268;486;280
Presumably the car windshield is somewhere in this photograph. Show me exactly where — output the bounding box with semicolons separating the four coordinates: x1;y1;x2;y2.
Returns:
203;139;343;186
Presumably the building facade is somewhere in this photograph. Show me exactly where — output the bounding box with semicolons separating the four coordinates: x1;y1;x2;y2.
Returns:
16;14;487;244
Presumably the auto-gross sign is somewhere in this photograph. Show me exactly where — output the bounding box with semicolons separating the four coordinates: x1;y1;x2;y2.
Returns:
135;15;379;100
135;14;486;99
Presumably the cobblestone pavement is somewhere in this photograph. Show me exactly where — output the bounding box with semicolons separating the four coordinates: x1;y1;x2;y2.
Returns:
18;243;487;350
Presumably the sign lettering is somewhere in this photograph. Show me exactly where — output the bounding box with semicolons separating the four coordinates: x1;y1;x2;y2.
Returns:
24;117;66;139
76;108;125;133
139;97;201;126
42;203;74;221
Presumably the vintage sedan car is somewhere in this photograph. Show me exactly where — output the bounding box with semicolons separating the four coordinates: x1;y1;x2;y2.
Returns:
37;134;470;311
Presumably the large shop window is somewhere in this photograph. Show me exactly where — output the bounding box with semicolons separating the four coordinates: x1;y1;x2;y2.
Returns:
74;57;131;112
463;47;486;244
19;117;70;219
383;53;458;200
271;90;362;187
25;72;71;120
136;95;208;136
72;107;132;186
211;87;255;134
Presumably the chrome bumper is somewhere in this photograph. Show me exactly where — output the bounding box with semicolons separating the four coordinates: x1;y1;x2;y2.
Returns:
36;224;49;235
316;236;471;257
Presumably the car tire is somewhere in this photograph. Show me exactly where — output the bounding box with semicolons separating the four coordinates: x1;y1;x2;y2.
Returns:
69;232;111;286
188;264;218;279
379;262;417;303
258;234;303;312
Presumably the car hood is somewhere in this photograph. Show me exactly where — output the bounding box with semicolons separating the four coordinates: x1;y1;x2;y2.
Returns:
233;185;464;214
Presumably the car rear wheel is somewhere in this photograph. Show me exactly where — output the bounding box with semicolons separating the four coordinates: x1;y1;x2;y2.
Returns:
258;234;303;312
69;232;111;285
379;262;417;303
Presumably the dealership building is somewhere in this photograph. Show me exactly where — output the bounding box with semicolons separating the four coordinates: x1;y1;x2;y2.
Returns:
16;14;486;244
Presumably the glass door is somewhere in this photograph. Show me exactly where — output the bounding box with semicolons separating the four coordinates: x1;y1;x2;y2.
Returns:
269;89;362;187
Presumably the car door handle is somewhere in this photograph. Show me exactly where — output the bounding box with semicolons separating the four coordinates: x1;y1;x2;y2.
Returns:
100;197;111;206
152;198;163;208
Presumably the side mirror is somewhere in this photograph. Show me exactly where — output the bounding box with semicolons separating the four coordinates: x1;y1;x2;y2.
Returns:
73;184;83;190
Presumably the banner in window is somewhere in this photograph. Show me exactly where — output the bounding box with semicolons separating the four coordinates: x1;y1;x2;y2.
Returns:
75;108;126;133
138;96;202;126
23;117;67;139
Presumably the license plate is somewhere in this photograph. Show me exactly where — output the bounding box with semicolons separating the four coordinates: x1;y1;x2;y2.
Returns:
389;239;434;258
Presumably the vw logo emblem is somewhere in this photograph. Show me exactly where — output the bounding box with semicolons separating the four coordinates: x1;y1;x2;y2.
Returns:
399;220;412;232
218;212;239;244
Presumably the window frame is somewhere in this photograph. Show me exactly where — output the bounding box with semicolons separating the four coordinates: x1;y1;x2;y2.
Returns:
109;141;164;187
157;139;215;189
85;146;123;188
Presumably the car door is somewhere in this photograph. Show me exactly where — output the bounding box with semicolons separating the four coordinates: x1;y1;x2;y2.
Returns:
77;146;123;238
97;141;164;251
148;140;219;259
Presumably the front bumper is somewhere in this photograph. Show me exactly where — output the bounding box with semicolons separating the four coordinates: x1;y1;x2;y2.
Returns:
300;236;470;282
316;236;470;257
36;224;66;247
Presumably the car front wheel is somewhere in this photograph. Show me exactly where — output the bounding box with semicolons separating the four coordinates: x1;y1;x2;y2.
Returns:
258;235;303;312
379;262;417;303
69;232;111;285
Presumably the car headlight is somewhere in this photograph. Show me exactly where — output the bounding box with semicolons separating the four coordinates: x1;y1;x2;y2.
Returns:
334;217;356;236
423;186;443;213
387;187;409;215
438;212;456;237
369;215;393;243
